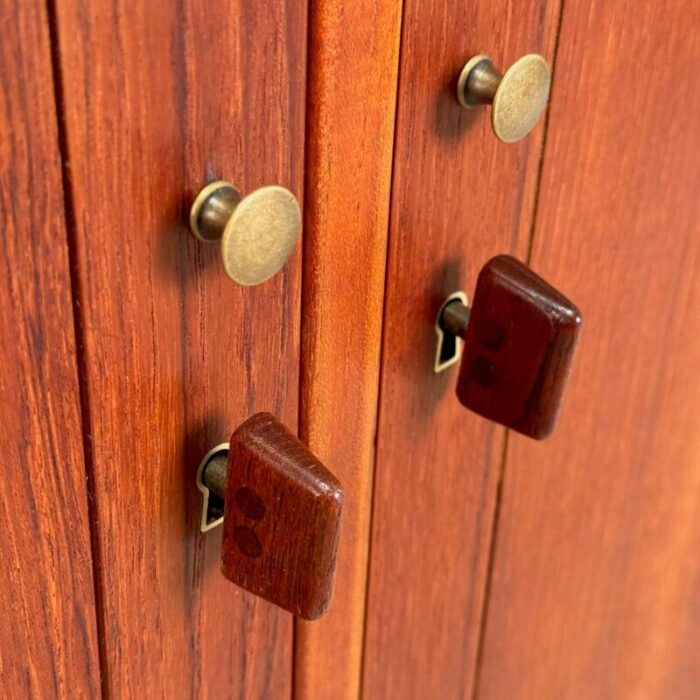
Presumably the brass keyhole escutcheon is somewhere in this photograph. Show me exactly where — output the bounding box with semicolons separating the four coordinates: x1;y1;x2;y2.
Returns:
456;54;551;143
189;180;301;286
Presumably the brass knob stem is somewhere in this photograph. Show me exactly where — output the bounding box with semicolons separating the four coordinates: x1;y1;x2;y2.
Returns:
456;53;551;143
190;182;242;242
440;299;471;339
458;57;502;106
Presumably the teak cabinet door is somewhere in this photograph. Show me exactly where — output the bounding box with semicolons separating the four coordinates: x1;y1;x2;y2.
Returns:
476;0;700;696
0;1;101;693
362;0;560;696
52;1;307;695
296;1;401;698
363;0;700;699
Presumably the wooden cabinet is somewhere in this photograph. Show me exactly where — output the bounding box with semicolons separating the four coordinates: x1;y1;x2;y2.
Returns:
1;0;697;697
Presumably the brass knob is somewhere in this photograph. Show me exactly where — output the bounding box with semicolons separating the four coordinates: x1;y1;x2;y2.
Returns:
456;54;551;143
189;180;301;286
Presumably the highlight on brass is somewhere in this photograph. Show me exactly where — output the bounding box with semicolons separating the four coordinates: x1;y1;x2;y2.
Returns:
189;180;301;286
456;53;551;143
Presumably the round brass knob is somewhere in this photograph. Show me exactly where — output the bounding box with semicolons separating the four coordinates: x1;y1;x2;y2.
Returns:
456;53;551;143
189;181;301;286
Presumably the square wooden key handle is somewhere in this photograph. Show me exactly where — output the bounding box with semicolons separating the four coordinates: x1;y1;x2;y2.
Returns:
198;413;343;619
439;255;582;439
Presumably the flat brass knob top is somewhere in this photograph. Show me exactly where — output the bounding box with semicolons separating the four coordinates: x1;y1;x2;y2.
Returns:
189;180;301;286
457;53;551;143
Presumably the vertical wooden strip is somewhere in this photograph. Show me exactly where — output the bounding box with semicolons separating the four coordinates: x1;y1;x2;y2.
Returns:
0;0;101;694
362;1;561;697
296;1;402;697
53;1;307;695
477;0;700;696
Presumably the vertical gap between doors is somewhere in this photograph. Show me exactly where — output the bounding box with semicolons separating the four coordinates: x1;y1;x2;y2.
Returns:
293;0;316;696
357;0;407;696
525;0;567;268
469;1;568;698
469;430;509;700
44;2;111;698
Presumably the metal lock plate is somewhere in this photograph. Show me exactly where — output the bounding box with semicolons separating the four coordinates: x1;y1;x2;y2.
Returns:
196;442;229;532
434;290;468;373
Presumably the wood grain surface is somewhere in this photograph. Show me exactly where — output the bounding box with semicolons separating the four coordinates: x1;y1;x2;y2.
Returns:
222;413;343;620
457;255;581;439
52;1;307;695
476;0;700;697
0;1;101;694
296;0;402;697
361;1;561;697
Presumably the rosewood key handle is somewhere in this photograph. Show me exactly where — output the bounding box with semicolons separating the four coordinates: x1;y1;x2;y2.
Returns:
439;255;582;439
197;413;343;620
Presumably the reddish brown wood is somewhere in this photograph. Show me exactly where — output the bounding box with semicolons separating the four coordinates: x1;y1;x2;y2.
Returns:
457;255;581;439
0;0;101;694
53;0;307;694
476;0;700;696
296;0;402;695
222;413;343;620
361;0;561;696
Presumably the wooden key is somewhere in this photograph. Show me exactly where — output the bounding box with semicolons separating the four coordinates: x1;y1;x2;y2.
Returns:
441;255;582;439
217;412;343;620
